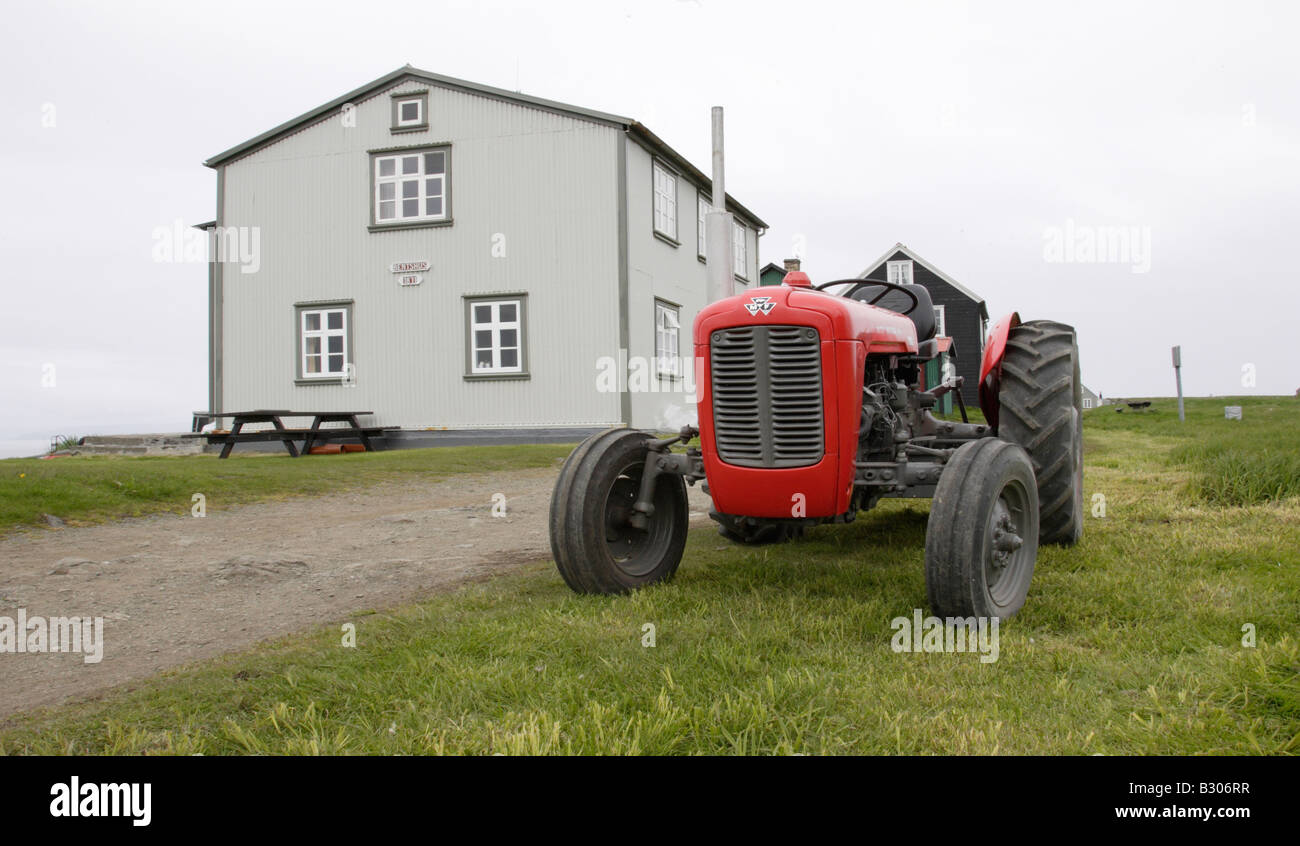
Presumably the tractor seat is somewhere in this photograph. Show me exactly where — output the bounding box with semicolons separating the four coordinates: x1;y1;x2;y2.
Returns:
851;280;937;342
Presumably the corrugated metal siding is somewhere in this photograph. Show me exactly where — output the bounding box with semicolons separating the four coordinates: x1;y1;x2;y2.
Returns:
220;81;622;429
623;141;759;430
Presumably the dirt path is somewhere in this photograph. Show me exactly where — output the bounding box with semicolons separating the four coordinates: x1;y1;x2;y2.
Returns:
0;464;714;718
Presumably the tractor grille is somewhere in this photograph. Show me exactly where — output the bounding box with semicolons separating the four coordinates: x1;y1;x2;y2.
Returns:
709;324;824;468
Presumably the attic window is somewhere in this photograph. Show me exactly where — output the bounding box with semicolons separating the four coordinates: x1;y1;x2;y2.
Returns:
887;259;914;285
391;90;429;132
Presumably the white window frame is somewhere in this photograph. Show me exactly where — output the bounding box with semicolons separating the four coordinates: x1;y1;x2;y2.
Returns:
373;148;449;225
468;298;524;375
887;259;914;286
933;304;946;337
395;97;424;127
1083;397;1094;409
733;221;748;279
697;194;712;258
652;161;678;241
300;307;348;379
654;300;681;379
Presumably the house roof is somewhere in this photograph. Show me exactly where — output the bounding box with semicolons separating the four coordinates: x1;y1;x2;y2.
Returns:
202;65;767;229
858;242;988;320
760;262;785;276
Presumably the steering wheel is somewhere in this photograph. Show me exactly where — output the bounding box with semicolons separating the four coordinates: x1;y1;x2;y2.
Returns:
814;278;920;316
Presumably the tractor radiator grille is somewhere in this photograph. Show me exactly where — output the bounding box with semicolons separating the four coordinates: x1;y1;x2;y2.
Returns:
709;324;824;468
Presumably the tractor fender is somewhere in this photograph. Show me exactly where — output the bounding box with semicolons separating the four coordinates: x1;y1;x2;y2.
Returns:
978;311;1020;430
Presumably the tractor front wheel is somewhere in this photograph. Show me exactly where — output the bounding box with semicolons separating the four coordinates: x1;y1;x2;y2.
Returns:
549;429;689;594
925;438;1040;620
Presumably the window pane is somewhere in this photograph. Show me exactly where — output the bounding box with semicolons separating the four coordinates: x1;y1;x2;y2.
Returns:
500;328;517;347
305;313;320;331
379;183;395;201
424;177;441;197
306;337;321;355
328;335;343;354
476;353;493;368
475;330;492;348
499;303;517;322
401;180;419;199
500;349;518;369
402;199;419;217
401;156;419;174
328;354;344;373
400;101;420;122
473;304;491;324
305;355;321;374
378;158;395;177
327;311;343;330
378;201;395;220
426;197;443;217
424;152;445;174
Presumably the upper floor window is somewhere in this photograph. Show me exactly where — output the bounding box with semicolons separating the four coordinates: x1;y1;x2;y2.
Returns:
933;304;946;336
372;147;449;226
653;161;678;241
390;90;429;132
887;259;914;285
733;221;748;279
697;194;712;258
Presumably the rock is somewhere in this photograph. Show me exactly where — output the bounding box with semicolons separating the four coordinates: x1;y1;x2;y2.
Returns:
49;557;94;575
42;514;66;527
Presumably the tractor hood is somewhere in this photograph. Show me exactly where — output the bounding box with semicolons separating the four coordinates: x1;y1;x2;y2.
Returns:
693;282;918;354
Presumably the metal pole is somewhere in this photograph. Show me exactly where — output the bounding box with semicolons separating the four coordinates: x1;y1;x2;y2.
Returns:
1172;345;1185;422
705;106;735;303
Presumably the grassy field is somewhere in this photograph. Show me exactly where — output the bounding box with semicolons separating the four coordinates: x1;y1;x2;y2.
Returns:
0;444;573;536
1;396;1297;754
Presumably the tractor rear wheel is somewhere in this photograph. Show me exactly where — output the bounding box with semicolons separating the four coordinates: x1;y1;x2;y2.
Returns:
997;320;1084;546
549;428;689;594
925;438;1040;620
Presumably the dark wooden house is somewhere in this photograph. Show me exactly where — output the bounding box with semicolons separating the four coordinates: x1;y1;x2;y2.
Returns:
858;243;989;408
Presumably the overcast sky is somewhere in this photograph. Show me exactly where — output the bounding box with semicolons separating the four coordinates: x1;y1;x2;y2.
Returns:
2;0;1296;447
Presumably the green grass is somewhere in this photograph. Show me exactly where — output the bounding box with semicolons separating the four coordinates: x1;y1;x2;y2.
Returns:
0;444;574;537
1;397;1297;754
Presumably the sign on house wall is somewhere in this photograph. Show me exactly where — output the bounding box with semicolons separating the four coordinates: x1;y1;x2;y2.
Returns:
390;261;429;273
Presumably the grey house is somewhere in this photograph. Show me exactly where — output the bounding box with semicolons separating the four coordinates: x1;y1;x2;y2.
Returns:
859;243;988;407
200;66;766;440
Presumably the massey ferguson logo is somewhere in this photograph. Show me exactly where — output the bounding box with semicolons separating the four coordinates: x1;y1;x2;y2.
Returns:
743;296;776;316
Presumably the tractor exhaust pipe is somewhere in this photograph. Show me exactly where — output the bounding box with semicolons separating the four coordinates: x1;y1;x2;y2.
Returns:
705;106;735;303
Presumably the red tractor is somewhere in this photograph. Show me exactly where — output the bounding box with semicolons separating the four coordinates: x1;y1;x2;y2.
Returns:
550;271;1082;619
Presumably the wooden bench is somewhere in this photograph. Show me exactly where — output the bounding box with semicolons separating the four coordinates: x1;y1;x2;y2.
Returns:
184;411;395;458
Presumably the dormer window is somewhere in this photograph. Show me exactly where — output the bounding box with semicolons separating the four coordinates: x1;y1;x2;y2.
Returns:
390;90;429;132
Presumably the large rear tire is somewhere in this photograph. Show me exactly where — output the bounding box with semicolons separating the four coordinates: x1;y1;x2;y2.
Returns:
549;429;689;594
925;438;1040;620
997;320;1084;546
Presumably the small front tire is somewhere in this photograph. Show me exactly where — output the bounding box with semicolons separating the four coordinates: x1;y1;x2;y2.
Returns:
550;429;689;594
925;438;1040;620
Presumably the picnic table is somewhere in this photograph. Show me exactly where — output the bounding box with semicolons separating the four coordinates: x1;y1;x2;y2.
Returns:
185;410;395;458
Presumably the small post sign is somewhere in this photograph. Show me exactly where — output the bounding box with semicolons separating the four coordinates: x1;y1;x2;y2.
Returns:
1172;345;1185;422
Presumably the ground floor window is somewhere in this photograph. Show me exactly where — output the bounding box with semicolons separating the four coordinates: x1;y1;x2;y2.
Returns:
655;299;680;379
465;294;528;378
296;301;352;381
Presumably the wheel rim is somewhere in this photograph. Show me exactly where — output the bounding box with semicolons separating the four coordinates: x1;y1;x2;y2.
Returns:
984;477;1034;606
602;460;676;578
